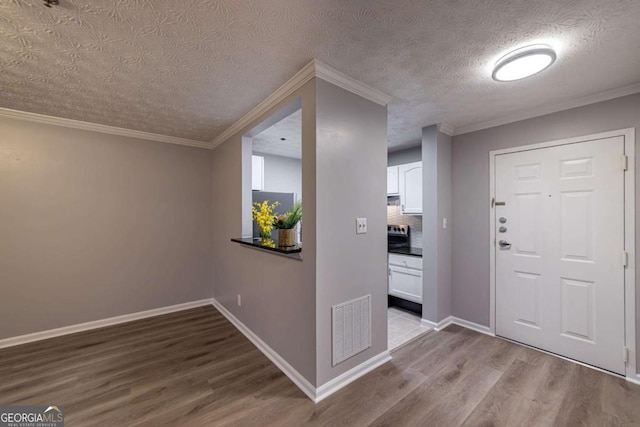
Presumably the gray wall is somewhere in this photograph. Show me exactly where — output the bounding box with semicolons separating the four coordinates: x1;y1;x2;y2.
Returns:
315;78;388;386
0;117;213;340
255;152;302;200
211;80;318;385
421;126;453;323
421;125;438;322
436;131;452;322
451;94;640;370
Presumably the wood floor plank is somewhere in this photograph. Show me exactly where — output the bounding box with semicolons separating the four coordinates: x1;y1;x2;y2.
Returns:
1;306;639;426
461;358;564;426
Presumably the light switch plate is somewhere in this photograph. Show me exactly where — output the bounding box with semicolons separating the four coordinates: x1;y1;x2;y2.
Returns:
356;218;367;234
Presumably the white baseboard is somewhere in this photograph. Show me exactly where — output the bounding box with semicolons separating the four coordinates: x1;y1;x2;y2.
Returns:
211;298;317;401
315;350;391;403
0;299;214;349
421;316;494;336
627;375;640;387
421;316;453;331
420;319;437;329
450;317;494;336
211;298;392;403
436;316;454;331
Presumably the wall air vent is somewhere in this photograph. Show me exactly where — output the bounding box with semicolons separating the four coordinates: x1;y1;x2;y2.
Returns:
332;295;371;366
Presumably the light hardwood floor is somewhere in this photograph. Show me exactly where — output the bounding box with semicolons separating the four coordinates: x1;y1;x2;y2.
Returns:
1;306;639;426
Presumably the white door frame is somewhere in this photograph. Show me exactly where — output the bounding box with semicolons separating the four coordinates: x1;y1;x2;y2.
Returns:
488;128;636;382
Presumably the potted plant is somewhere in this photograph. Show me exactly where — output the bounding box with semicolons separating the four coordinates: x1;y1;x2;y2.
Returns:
273;201;302;247
252;200;279;240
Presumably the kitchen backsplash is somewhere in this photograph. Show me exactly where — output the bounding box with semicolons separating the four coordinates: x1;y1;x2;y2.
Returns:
387;204;422;248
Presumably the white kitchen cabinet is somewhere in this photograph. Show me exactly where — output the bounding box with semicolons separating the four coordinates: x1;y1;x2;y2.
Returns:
252;155;264;191
398;161;422;214
388;254;423;304
387;166;399;195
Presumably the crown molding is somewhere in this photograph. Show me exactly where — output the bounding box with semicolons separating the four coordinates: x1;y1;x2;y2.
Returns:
210;60;316;149
438;122;454;136
3;59;392;151
453;82;640;136
314;60;392;107
0;107;211;149
210;59;392;149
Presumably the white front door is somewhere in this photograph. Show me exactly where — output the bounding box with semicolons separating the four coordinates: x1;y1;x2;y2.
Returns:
495;136;625;374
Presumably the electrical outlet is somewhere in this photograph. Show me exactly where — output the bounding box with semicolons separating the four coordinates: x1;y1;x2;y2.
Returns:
356;218;367;234
443;218;448;229
237;294;241;307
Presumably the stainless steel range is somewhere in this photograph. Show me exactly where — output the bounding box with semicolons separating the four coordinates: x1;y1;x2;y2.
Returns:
387;224;410;250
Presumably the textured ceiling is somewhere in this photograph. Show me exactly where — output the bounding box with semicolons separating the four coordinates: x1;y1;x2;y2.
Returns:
252;109;301;159
1;0;639;149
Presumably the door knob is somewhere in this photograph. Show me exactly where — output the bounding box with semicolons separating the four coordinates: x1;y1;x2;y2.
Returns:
498;240;511;249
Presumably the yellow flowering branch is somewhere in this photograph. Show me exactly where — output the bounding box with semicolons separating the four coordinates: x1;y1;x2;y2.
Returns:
252;200;280;238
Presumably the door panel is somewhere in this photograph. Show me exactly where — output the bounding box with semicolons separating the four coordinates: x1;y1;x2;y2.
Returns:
560;191;593;261
561;278;595;343
514;193;542;256
514;271;541;329
495;136;625;374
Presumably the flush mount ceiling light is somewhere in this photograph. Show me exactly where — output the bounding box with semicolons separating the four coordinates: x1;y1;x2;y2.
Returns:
492;44;556;82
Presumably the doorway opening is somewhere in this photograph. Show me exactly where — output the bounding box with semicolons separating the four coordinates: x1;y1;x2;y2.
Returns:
387;146;430;350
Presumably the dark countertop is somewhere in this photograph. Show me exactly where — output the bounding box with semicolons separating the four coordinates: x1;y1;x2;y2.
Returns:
388;246;422;257
231;237;302;254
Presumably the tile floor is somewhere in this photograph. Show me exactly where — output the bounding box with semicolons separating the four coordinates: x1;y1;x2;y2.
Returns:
388;306;432;350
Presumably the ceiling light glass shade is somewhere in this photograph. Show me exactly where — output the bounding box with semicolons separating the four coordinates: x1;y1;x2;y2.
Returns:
492;44;556;82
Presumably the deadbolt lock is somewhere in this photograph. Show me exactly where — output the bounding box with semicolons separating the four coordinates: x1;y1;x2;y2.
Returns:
499;226;507;233
499;217;507;224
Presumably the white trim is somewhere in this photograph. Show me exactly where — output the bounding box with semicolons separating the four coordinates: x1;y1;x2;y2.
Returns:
211;298;317;401
450;317;494;337
628;376;640;387
422;315;495;336
454;82;640;136
420;318;437;329
210;60;316;149
0;107;211;149
2;60;391;151
489;151;497;335
436;316;454;331
212;298;392;403
421;316;453;331
315;351;391;403
438;122;455;136
0;299;214;349
623;128;637;381
488;128;637;378
210;59;391;149
314;60;392;107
